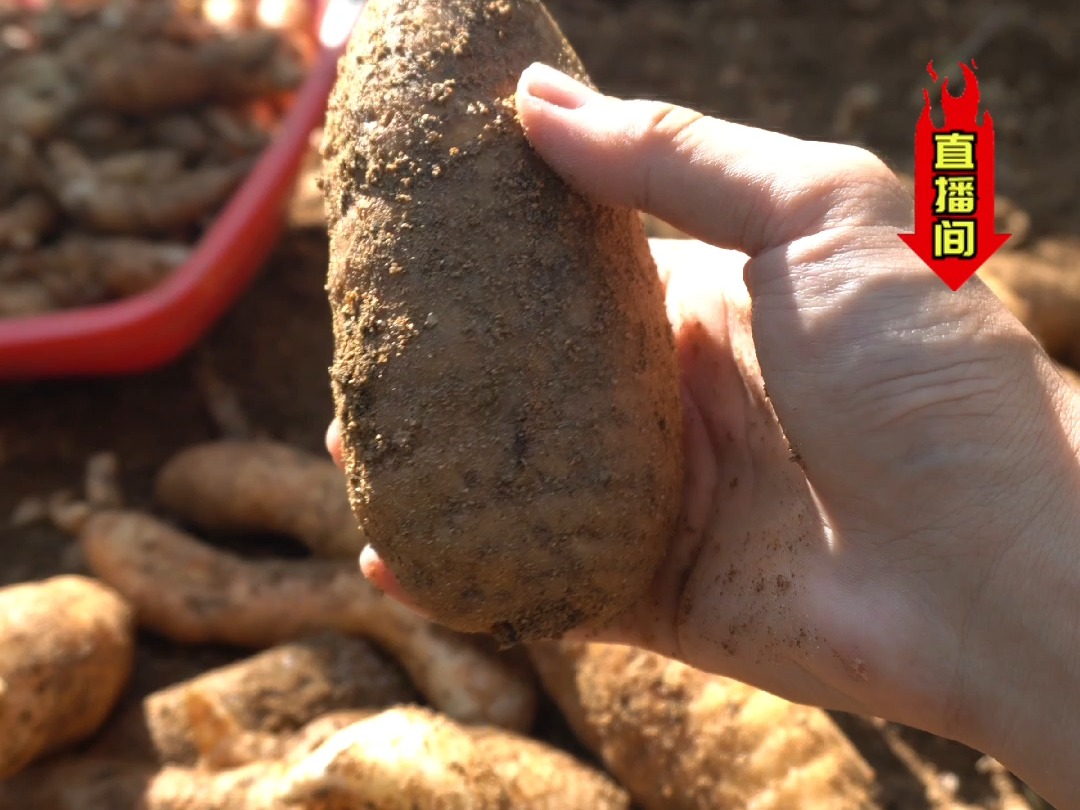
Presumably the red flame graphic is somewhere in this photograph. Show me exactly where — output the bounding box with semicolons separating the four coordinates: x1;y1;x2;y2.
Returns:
900;60;1010;290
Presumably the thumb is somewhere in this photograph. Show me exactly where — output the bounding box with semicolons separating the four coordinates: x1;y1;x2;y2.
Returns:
515;62;911;257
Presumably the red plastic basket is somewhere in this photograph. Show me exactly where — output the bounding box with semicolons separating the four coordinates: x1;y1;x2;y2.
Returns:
0;0;365;380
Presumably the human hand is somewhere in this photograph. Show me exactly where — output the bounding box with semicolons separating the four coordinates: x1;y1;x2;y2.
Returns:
328;63;1080;807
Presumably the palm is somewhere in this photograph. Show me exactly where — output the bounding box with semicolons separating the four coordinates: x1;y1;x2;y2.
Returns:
591;239;849;710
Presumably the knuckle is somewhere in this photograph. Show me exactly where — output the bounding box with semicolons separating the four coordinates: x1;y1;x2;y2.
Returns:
796;143;909;227
638;101;707;155
814;144;897;195
629;101;707;211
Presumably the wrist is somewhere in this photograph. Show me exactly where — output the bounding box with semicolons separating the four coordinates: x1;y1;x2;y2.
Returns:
940;368;1080;807
806;355;1080;807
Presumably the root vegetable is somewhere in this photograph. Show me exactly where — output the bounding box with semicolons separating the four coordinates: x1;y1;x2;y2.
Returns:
278;705;630;810
78;30;304;116
154;440;365;558
980;238;1080;367
0;52;79;139
321;0;684;643
78;509;537;732
188;707;377;770
0;0;317;317
136;633;415;765
47;141;251;235
3;707;628;810
528;641;876;810
0;575;135;779
0;235;190;316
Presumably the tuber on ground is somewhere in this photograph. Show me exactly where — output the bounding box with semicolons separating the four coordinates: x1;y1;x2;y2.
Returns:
277;705;631;810
0;575;135;779
154;440;365;558
1;706;629;809
183;707;378;771
321;0;684;644
979;237;1080;368
92;633;416;766
528;640;877;810
77;509;537;732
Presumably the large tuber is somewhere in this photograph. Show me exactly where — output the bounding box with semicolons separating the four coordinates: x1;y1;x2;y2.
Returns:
321;0;684;643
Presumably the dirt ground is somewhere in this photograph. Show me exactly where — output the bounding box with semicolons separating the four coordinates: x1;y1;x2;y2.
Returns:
1;0;1076;806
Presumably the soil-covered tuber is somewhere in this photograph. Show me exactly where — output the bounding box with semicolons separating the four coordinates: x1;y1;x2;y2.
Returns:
2;707;628;809
154;440;365;558
321;0;684;643
0;575;135;779
78;509;537;732
529;641;876;810
94;633;416;766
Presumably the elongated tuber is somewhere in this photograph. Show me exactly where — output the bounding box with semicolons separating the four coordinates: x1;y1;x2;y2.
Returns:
528;641;876;809
2;707;628;810
78;509;537;731
0;575;135;779
279;705;630;810
186;707;377;770
96;633;415;766
0;0;316;317
154;440;364;558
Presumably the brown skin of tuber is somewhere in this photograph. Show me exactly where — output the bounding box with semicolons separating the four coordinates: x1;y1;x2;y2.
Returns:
154;440;366;558
2;707;628;810
78;509;537;732
979;238;1080;369
186;707;377;771
321;0;683;643
0;576;135;779
528;641;877;810
93;633;415;766
278;705;630;810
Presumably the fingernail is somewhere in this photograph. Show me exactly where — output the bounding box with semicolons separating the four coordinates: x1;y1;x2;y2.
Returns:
520;62;596;110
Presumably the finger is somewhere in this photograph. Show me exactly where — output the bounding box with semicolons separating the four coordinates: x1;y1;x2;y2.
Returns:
325;418;344;470
359;545;434;620
517;63;911;257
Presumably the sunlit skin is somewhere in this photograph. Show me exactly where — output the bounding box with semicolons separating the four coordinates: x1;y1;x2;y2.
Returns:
327;64;1080;809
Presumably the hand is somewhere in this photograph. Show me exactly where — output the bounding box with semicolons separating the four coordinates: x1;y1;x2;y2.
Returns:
329;63;1080;808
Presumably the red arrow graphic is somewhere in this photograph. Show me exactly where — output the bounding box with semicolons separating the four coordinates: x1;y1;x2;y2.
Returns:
899;60;1010;291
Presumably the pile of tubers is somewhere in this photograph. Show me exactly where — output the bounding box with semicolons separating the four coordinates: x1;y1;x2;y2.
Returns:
0;439;877;808
0;0;313;317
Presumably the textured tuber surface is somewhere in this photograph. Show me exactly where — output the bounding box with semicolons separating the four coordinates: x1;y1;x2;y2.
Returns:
529;641;877;810
320;0;684;642
0;575;135;779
